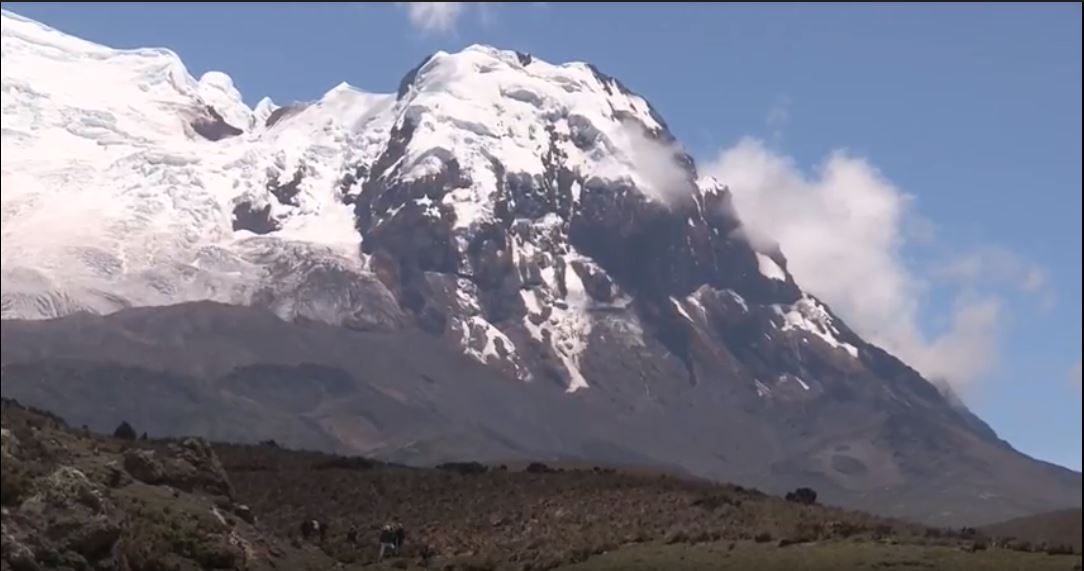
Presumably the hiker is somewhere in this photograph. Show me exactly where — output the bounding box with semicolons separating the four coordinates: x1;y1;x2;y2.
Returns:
346;526;358;546
378;523;398;560
394;522;406;552
300;519;320;541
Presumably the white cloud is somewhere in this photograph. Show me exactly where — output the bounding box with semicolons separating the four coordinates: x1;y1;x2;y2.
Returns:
618;121;691;206
1073;361;1082;388
702;138;1039;390
398;2;467;34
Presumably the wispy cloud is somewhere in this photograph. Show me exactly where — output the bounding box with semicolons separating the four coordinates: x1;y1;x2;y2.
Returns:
617;120;693;206
702;138;1047;391
934;246;1049;294
765;95;791;143
1073;361;1082;389
398;2;468;34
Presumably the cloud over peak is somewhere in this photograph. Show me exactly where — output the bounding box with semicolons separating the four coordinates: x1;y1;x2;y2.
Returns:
703;137;1043;391
398;2;467;34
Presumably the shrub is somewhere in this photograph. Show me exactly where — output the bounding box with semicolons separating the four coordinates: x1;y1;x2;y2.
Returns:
1045;544;1075;556
872;524;893;540
113;420;137;441
963;540;987;552
827;520;861;539
664;528;689;544
0;464;29;506
313;455;374;471
691;494;736;510
437;462;489;475
525;462;555;474
784;487;817;505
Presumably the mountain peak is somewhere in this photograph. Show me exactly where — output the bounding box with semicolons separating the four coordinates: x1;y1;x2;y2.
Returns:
3;9;1080;527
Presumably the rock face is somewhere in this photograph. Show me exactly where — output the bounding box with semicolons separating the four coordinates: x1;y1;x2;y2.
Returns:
0;10;1080;527
123;439;233;497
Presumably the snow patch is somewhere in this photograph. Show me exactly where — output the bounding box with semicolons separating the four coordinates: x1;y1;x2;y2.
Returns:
462;316;512;361
686;293;708;319
197;71;251;132
454;278;483;314
671;297;694;322
1;10;397;320
774;295;859;358
755;379;772;398
725;289;748;312
456;314;530;381
781;373;810;391
756;253;786;282
518;249;596;392
252;97;277;128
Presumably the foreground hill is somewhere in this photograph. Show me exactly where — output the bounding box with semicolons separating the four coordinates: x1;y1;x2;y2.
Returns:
0;399;341;571
2;399;1079;571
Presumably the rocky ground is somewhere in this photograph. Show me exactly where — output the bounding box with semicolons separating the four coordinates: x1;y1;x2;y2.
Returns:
2;400;1079;571
0;399;341;571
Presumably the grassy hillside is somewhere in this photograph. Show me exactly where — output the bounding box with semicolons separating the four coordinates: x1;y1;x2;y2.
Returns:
556;541;1081;571
214;444;1081;570
982;509;1082;553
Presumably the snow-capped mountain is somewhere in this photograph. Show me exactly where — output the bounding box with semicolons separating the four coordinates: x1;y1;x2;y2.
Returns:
1;10;401;328
2;10;1080;526
1;9;834;392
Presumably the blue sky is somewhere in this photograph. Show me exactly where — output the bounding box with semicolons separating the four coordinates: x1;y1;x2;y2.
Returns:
5;3;1082;470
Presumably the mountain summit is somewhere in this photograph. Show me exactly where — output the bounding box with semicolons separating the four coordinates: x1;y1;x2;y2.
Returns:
1;10;1079;525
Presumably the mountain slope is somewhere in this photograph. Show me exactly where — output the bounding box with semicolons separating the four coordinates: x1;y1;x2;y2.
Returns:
1;10;1079;526
4;303;1079;527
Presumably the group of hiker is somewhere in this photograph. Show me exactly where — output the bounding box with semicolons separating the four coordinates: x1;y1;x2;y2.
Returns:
378;522;407;559
301;518;406;560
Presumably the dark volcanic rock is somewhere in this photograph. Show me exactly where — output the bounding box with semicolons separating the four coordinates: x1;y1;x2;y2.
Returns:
232;201;278;234
267;167;304;207
398;54;435;100
264;103;305;128
191;105;243;141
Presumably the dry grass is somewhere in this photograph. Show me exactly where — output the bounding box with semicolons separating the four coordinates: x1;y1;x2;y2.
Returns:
556;540;1083;571
216;444;982;569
